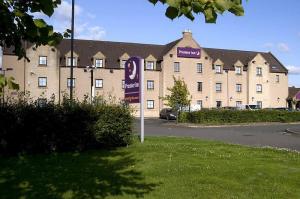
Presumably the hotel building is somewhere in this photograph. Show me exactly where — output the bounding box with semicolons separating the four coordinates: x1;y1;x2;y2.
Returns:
2;31;288;117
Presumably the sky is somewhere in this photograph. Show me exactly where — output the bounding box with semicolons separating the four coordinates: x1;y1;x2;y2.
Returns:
2;0;299;87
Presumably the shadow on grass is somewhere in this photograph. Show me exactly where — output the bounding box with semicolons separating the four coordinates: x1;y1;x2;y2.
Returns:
0;150;159;199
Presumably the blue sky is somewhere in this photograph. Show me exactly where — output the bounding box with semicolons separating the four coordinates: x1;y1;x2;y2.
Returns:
46;0;300;87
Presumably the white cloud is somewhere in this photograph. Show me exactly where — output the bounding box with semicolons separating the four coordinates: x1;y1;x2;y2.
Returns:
33;0;105;40
263;42;290;52
287;65;300;74
277;43;290;52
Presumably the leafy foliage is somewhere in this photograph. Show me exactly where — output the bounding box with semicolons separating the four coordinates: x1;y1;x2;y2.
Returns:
0;0;69;60
162;76;191;111
149;0;245;23
0;98;133;155
179;109;300;124
0;74;19;99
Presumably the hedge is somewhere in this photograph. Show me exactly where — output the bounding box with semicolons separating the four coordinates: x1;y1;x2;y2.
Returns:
179;109;300;124
0;100;133;155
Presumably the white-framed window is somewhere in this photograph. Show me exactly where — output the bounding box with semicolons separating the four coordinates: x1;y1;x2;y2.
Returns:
276;75;280;83
95;59;103;68
256;84;262;93
39;56;47;66
257;101;262;109
147;80;154;90
197;82;202;92
256;67;262;76
235;66;242;75
95;79;103;88
215;65;222;74
67;57;77;66
216;101;222;108
236;101;242;107
146;61;155;70
38;77;47;87
147;100;154;109
174;62;180;72
197;100;203;109
120;60;127;68
216;83;222;92
197;63;203;73
236;84;242;93
67;78;75;88
122;80;125;89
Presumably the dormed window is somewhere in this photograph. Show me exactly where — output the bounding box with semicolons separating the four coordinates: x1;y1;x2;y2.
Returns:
120;60;127;68
146;61;155;70
235;66;242;75
95;59;103;68
215;65;222;74
67;57;77;66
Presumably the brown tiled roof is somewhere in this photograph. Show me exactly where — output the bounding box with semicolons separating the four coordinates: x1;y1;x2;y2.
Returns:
203;48;288;73
288;87;300;99
3;38;288;74
57;39;167;70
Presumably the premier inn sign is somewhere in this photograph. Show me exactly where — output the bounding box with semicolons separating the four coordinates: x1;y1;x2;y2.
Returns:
177;47;201;59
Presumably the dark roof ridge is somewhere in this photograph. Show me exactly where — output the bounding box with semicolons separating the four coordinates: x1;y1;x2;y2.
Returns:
62;38;165;47
203;47;267;55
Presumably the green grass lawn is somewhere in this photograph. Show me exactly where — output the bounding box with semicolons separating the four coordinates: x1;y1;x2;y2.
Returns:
1;137;300;199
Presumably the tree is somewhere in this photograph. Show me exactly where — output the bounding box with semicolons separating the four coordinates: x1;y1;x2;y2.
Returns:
0;74;19;103
149;0;245;23
162;76;191;122
0;0;69;60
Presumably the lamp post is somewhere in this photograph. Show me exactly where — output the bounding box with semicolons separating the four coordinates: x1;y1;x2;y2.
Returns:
70;0;75;101
0;68;13;103
84;65;95;103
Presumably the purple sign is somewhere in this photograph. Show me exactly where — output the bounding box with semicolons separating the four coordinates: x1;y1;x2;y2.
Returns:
296;92;300;100
177;47;201;59
124;57;141;103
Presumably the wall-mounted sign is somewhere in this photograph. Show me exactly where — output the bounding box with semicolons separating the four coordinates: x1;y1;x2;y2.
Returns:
124;57;141;103
177;47;201;59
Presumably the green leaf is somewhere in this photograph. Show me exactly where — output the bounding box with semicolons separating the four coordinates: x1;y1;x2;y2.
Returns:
149;0;159;5
165;6;179;20
229;4;244;16
34;19;47;28
204;7;217;23
40;0;55;16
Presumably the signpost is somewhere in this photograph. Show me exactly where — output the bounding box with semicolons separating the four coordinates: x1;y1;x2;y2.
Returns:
125;57;144;143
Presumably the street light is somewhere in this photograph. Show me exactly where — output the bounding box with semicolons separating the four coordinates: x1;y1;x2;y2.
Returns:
70;0;75;101
0;68;13;103
84;65;95;103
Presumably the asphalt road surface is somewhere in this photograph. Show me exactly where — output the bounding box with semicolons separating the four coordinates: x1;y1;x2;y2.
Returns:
134;119;300;151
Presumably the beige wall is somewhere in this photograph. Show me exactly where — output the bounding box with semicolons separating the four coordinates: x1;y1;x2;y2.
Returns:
2;31;289;117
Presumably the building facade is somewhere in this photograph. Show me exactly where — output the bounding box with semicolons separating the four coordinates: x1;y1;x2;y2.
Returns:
2;31;288;117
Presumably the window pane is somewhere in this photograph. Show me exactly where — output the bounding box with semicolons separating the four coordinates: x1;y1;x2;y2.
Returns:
146;61;154;70
197;82;202;91
67;78;75;88
67;57;77;66
38;77;47;87
147;100;154;109
174;62;180;72
215;65;221;73
122;80;125;89
95;79;103;88
121;60;127;68
39;56;47;65
216;83;222;92
95;59;103;68
197;63;202;73
147;80;154;90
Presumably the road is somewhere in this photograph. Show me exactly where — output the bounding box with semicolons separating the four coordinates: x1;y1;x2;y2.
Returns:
134;119;300;151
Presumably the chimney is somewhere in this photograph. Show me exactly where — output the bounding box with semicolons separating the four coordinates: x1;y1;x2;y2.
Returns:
182;29;192;39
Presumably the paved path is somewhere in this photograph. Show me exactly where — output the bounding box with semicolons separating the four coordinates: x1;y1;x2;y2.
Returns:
134;119;300;151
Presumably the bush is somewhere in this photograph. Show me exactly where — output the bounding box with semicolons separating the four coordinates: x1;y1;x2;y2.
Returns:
179;109;300;124
0;99;133;155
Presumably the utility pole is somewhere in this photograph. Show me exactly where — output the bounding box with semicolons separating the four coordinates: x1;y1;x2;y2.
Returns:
70;0;75;101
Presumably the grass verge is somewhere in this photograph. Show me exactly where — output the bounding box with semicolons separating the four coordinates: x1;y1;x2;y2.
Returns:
0;137;300;199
